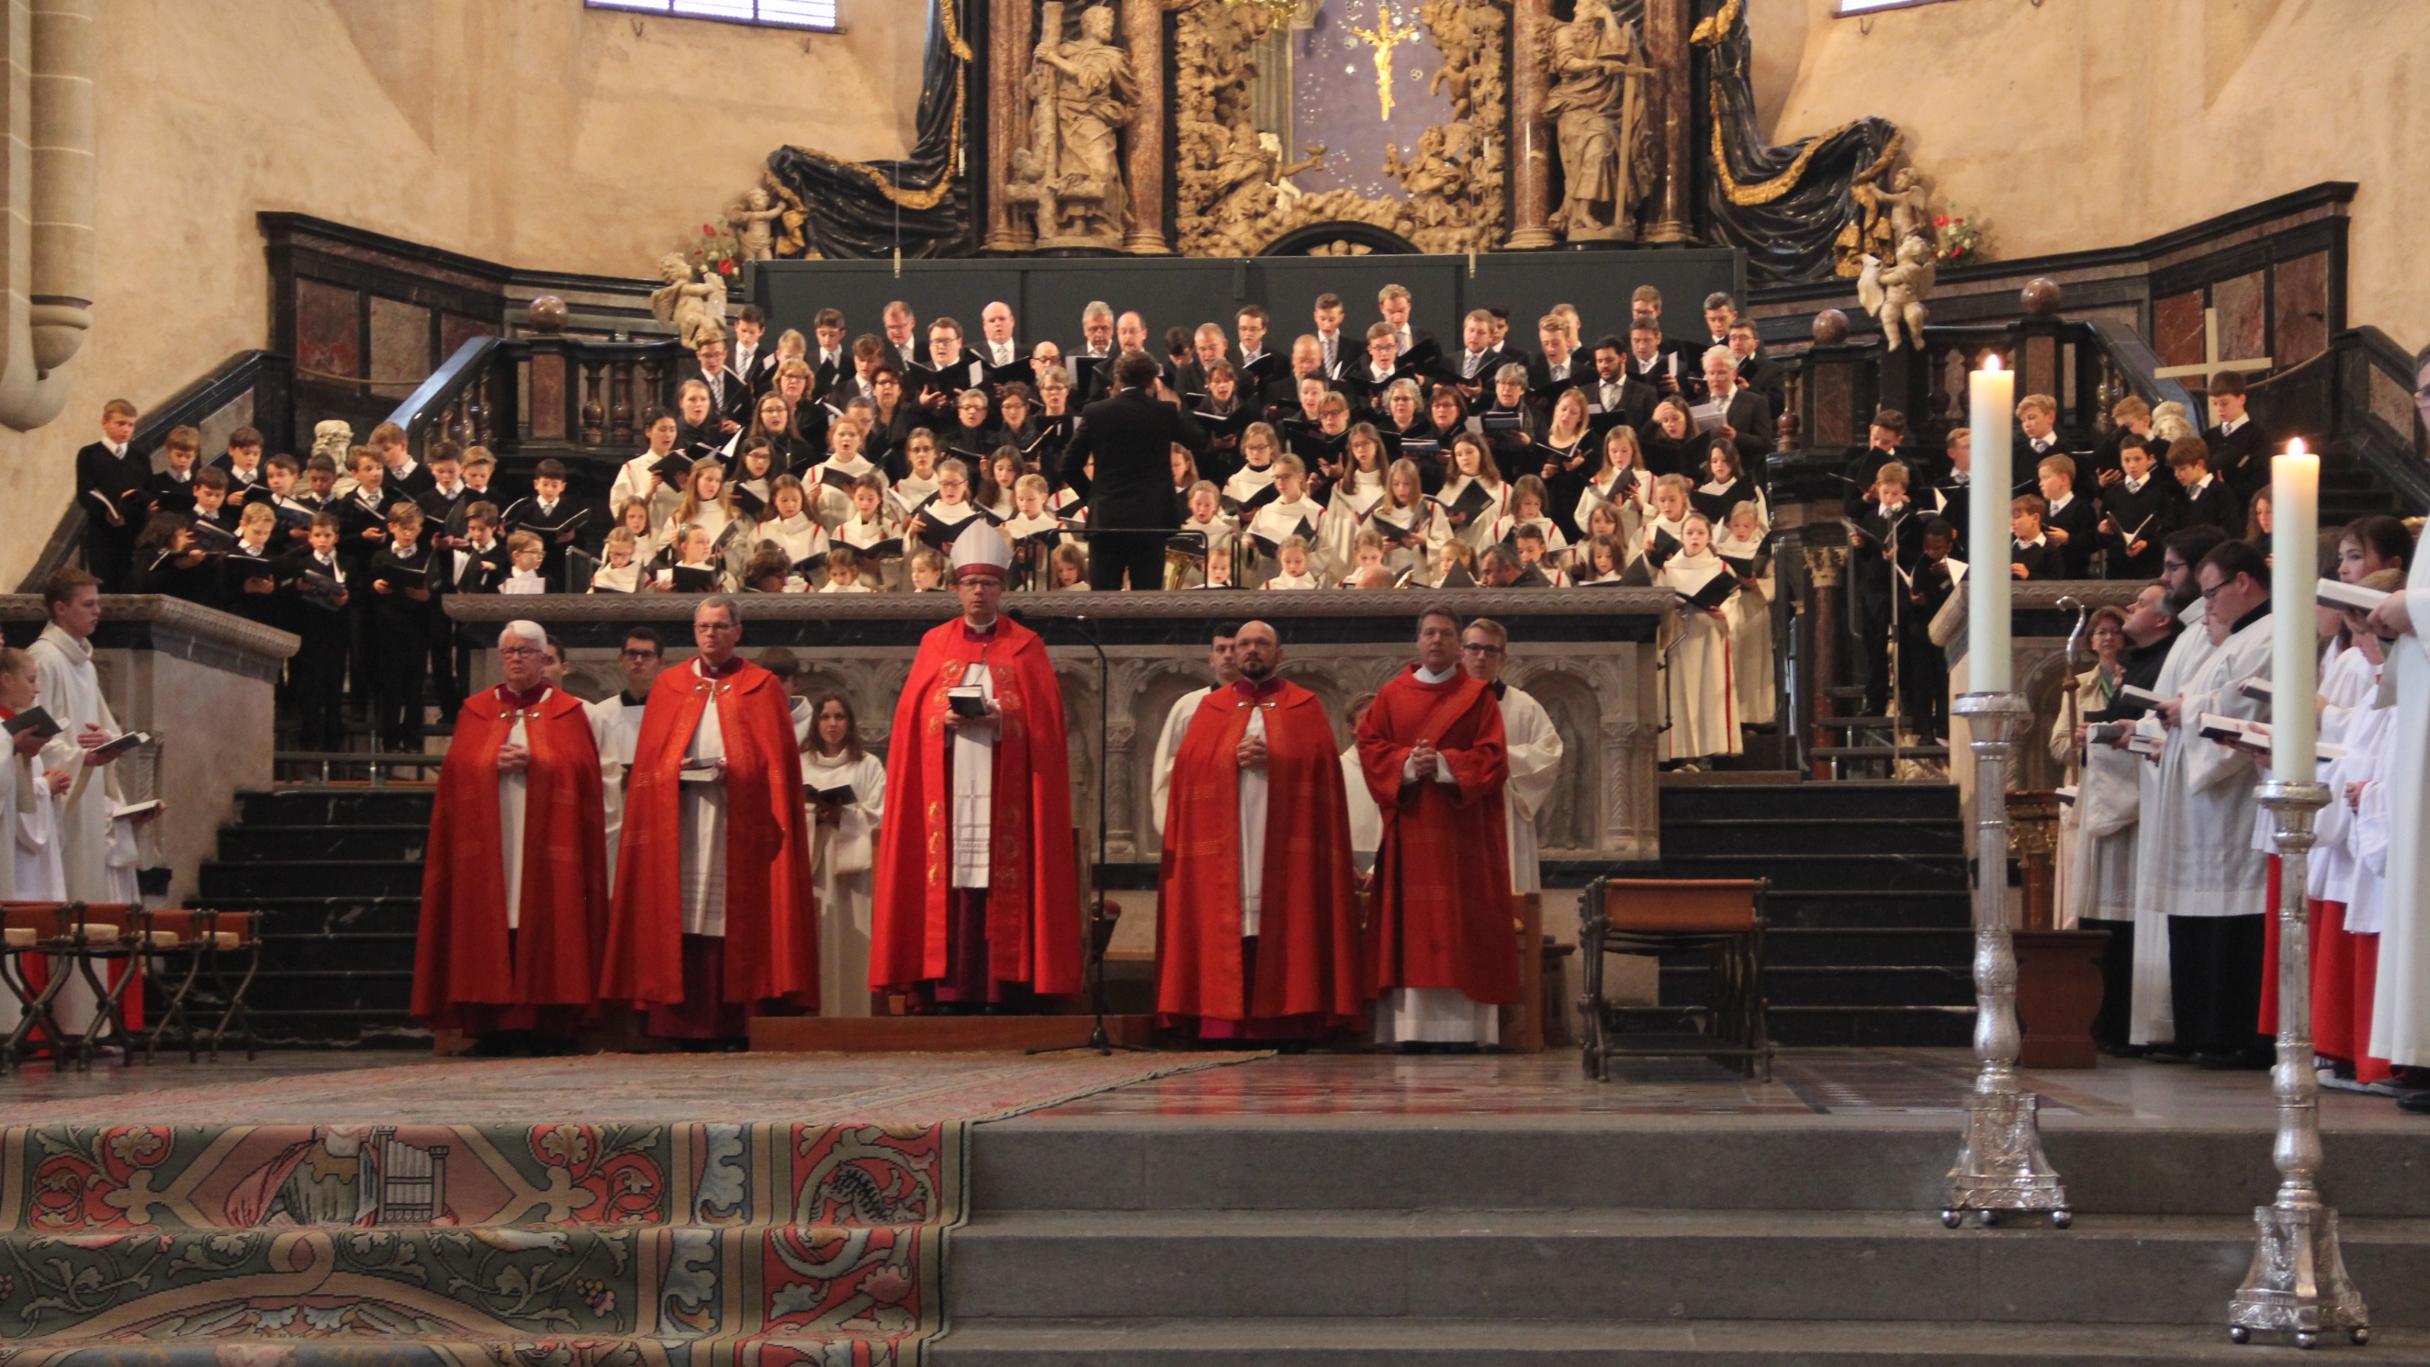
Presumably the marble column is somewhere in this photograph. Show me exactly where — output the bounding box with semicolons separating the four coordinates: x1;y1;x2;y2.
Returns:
1641;0;1693;245
1504;0;1555;250
0;0;95;430
1121;0;1170;256
1802;546;1847;781
982;0;1031;253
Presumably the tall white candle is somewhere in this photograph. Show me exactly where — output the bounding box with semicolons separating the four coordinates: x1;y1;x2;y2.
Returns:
1967;355;2015;692
2270;439;2319;776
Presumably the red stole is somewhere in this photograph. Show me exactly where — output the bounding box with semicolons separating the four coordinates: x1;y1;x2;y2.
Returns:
1354;666;1518;1003
870;616;1081;995
599;659;818;1007
1155;679;1364;1024
412;687;608;1024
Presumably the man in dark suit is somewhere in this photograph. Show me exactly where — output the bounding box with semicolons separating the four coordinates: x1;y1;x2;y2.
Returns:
76;399;150;592
1061;350;1212;591
1447;309;1512;399
1523;318;1583;399
1174;323;1232;400
730;306;778;401
810;308;850;400
1586;337;1659;432
880;300;922;374
2167;438;2235;530
1728;321;1786;421
1625;321;1695;402
1375;283;1436;369
2205;371;2268;505
1629;286;1701;388
673;334;749;432
1697;347;1775;468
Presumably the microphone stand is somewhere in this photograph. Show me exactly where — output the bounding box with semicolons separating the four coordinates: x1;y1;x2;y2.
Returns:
1027;606;1151;1055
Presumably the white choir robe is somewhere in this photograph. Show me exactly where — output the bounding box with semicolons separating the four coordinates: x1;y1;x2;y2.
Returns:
2125;599;2221;1045
952;661;999;888
1341;744;1380;874
1149;686;1213;839
609;453;684;532
2166;613;2272;916
1713;533;1776;728
806;748;888;1016
1436;476;1508;555
2052;669;2139;927
588;693;648;893
2;745;68;1037
1925;563;1975;823
30;625;143;1034
2346;700;2397;937
1655;553;1740;762
2304;647;2378;904
677;662;733;936
1497;683;1562;895
2370;550;2430;1066
1323;473;1384;579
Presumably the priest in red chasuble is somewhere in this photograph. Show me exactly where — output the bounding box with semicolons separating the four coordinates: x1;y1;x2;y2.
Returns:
600;594;818;1044
871;523;1081;1008
1356;604;1516;1049
1156;620;1365;1041
413;620;608;1049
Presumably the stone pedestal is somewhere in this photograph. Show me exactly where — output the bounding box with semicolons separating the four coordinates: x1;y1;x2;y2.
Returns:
0;595;297;904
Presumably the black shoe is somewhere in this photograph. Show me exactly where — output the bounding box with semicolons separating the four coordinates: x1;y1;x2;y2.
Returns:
2193;1049;2270;1071
2397;1091;2430;1116
2142;1045;2193;1064
2097;1042;2146;1059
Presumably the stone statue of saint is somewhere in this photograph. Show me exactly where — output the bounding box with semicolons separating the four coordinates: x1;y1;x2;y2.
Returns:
1544;0;1655;243
1015;2;1139;248
1859;234;1938;352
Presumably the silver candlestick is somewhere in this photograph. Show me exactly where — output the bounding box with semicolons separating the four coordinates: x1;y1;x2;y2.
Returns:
1940;692;2070;1229
2228;778;2368;1348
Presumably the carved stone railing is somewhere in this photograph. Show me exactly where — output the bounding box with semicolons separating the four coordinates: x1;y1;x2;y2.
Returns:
450;589;1669;869
386;334;685;492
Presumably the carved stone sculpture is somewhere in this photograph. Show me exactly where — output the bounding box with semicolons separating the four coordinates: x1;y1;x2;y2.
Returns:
648;254;729;349
729;185;784;263
1858;233;1937;352
1543;0;1655;243
310;419;353;466
1837;161;1933;277
1008;2;1138;250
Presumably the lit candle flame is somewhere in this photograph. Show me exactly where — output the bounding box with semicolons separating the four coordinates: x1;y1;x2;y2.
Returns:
2286;437;2308;457
1982;354;2003;374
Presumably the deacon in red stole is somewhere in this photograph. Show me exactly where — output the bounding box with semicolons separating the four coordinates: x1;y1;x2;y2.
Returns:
600;594;818;1044
871;523;1081;1008
1356;604;1516;1048
1156;620;1364;1040
413;620;608;1048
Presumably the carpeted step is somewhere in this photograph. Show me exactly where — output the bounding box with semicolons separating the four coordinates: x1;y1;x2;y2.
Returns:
1763;889;1973;930
1657;780;1956;822
1763;927;1974;967
940;1209;2430;1328
1651;851;1970;893
931;1318;2420;1364
1659;961;1974;1008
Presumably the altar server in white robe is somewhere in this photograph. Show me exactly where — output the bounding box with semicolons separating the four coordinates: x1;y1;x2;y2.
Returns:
2153;539;2274;1066
2364;526;2430;1082
2126;526;2232;1048
1149;624;1240;839
1462;618;1563;895
1655;514;1739;767
803;693;887;1017
1;646;69;1038
27;572;152;1035
586;626;665;893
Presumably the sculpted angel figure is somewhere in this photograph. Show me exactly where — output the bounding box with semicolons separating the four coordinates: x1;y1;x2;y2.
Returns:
729;186;785;263
1858;233;1938;352
649;253;728;349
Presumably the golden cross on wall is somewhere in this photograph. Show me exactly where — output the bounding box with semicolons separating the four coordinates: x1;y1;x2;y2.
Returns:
1348;3;1421;121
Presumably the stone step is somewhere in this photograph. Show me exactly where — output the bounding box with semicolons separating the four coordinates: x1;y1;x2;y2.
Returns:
968;1121;2430;1221
191;894;425;937
1764;889;1973;930
1659;780;1957;822
214;822;431;862
941;1209;2430;1327
1658;962;1974;1008
234;787;435;828
1763;927;1975;967
933;1318;2421;1365
1651;852;1970;894
1657;816;1965;858
199;858;425;899
1763;1003;1975;1045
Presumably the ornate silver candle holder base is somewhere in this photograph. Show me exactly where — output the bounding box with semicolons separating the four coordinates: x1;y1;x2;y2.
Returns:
2228;779;2368;1348
1939;692;2069;1230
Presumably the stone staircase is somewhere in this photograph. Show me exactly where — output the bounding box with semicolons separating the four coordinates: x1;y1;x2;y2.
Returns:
1646;779;1974;1047
190;786;434;1046
936;1117;2430;1363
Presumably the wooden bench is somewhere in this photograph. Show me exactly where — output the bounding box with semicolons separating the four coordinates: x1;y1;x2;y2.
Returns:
1579;877;1773;1082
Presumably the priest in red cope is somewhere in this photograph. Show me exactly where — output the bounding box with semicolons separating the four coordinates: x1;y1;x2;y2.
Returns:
412;619;607;1051
1356;604;1517;1049
1156;620;1364;1041
601;594;818;1045
872;524;1081;1009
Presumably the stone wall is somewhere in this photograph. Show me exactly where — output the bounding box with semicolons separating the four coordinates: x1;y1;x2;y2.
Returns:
1765;0;2430;350
0;0;923;589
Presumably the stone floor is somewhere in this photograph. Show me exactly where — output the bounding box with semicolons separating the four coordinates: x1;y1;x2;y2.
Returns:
5;1047;2420;1131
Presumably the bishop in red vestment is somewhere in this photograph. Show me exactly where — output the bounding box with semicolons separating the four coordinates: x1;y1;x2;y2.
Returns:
871;524;1081;1007
599;595;818;1042
1156;621;1364;1040
1356;606;1516;1047
413;621;608;1044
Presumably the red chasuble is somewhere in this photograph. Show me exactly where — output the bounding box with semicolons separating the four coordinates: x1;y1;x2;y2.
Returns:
1355;667;1518;1004
870;616;1081;996
412;687;608;1026
599;659;818;1008
1156;678;1364;1028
